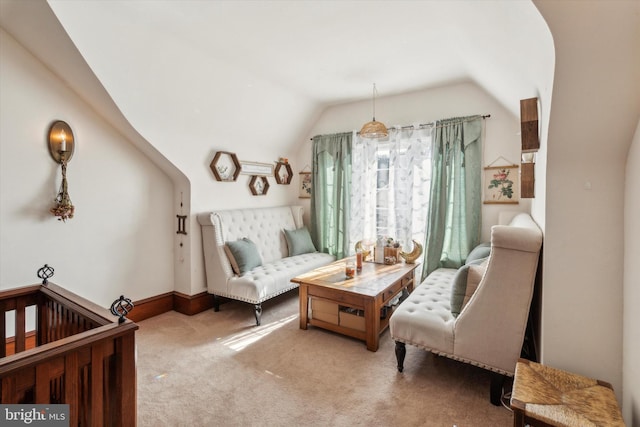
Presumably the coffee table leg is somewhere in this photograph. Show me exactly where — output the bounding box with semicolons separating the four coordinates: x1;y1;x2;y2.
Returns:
364;299;380;351
299;284;309;330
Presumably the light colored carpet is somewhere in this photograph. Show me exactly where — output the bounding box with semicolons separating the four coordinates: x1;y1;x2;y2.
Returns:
136;291;513;426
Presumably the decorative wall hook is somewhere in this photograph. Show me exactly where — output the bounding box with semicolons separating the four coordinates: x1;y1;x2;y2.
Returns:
176;215;187;235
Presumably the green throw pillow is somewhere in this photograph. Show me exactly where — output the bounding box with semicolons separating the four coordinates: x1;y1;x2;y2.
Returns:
225;238;262;274
284;227;317;256
465;242;491;265
450;257;487;317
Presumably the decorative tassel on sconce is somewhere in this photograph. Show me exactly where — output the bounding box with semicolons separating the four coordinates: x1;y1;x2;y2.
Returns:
48;120;75;222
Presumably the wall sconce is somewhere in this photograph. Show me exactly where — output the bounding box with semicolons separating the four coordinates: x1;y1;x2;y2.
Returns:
48;120;75;222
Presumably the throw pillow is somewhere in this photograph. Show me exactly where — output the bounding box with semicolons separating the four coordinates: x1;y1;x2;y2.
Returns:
283;227;317;256
461;260;488;310
223;245;241;274
450;257;488;317
465;242;491;265
225;238;262;275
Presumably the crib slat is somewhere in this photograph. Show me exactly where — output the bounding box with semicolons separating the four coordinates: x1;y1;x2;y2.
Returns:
2;375;17;403
81;364;90;426
65;307;71;339
54;302;61;341
91;342;105;426
65;353;79;427
115;332;137;427
16;298;26;353
35;362;49;403
0;300;7;358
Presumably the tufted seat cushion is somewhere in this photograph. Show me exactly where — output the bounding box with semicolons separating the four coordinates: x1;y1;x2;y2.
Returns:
390;268;456;354
229;252;336;303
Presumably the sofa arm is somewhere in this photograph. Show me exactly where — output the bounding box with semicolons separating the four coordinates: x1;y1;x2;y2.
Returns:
198;213;235;295
491;224;542;253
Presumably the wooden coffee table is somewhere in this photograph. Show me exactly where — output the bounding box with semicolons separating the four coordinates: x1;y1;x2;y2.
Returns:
292;258;418;351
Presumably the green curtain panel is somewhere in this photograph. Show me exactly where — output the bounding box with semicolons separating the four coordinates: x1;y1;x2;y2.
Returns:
310;132;352;259
422;116;483;280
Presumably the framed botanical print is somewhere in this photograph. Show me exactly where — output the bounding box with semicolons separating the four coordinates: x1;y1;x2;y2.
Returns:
299;172;311;198
483;165;519;204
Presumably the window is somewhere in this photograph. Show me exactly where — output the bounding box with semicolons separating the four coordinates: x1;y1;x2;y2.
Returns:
349;127;433;255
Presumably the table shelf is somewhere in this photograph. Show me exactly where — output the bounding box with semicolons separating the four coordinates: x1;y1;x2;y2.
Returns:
296;260;418;352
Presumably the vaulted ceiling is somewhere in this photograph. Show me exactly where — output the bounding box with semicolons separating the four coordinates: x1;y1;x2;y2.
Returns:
0;0;552;172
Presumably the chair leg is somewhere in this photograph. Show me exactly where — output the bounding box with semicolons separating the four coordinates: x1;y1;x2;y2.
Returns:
490;372;506;406
254;304;263;326
395;341;406;372
212;294;220;312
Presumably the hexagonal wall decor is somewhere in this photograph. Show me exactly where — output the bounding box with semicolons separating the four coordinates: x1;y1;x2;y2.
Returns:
249;176;269;196
210;151;241;181
274;162;293;185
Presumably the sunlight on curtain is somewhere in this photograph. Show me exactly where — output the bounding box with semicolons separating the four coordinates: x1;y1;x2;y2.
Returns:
422;116;483;279
350;126;433;266
310;132;352;259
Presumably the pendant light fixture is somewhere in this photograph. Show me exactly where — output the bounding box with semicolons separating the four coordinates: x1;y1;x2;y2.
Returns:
359;83;388;139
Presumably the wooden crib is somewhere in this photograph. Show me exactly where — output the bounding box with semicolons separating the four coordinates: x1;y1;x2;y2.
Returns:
0;277;138;426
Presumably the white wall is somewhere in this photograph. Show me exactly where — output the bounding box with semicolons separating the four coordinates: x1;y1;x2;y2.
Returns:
296;81;530;240
0;28;174;306
624;119;640;425
534;0;640;405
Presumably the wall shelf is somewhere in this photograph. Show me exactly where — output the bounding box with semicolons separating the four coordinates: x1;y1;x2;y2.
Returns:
274;162;293;184
249;175;269;195
210;151;241;181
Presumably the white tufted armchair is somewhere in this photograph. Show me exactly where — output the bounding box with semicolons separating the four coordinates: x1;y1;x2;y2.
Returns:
389;213;543;405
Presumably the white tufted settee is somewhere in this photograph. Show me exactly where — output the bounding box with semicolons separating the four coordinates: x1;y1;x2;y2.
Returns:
389;212;542;405
197;206;335;325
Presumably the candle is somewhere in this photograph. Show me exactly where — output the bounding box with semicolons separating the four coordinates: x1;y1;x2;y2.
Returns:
60;130;67;152
345;261;355;279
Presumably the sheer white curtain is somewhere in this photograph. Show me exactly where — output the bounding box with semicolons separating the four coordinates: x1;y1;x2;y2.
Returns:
349;126;433;256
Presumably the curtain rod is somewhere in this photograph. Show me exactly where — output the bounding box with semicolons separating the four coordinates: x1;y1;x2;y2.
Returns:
393;114;491;131
310;114;490;140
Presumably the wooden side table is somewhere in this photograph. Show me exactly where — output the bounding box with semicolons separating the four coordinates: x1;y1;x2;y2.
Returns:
510;358;624;426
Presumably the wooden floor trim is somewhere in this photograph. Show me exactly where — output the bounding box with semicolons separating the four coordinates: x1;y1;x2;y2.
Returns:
173;291;214;316
127;292;174;323
126;291;215;322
